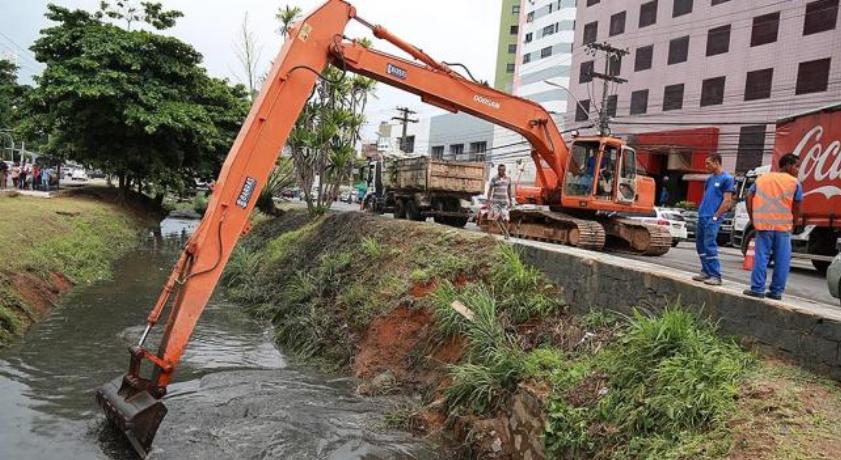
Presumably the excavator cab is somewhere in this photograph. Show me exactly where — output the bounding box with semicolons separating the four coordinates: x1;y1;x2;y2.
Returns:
563;138;640;207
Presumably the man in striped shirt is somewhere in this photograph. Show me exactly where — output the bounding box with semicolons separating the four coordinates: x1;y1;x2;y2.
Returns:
487;164;513;234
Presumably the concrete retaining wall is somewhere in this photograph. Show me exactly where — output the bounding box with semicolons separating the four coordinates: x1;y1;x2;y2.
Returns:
516;240;841;381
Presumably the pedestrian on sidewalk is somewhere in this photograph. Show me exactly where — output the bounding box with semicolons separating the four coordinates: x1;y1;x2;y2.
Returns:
693;153;735;286
743;154;803;300
486;163;513;238
32;164;41;190
41;166;50;192
0;161;7;189
18;163;27;190
10;163;19;188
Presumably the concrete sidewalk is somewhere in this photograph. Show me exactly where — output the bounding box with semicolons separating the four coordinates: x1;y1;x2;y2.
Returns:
0;189;56;198
514;237;841;381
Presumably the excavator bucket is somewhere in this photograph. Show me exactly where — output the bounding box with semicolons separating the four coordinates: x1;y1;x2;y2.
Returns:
96;375;168;458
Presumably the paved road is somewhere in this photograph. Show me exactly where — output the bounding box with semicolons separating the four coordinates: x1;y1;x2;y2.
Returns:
627;243;837;306
329;201;837;307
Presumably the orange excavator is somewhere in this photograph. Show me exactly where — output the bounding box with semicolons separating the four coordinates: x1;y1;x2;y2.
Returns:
96;0;670;456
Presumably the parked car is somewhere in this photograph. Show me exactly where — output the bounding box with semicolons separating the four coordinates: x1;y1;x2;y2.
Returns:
70;168;88;181
828;241;841;307
718;210;735;246
682;210;698;241
629;207;688;247
468;195;487;222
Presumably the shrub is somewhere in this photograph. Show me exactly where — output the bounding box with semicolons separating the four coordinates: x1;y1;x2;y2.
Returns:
490;244;563;323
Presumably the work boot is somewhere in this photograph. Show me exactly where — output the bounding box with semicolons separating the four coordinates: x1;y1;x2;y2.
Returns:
743;289;765;298
692;273;710;282
703;277;722;286
766;292;782;301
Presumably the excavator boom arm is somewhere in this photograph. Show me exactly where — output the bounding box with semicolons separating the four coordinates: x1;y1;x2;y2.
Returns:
97;0;572;455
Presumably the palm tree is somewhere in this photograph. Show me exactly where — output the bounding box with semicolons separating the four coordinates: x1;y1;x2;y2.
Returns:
277;5;302;38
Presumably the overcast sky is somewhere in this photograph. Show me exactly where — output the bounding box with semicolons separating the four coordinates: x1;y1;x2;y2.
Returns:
1;0;502;140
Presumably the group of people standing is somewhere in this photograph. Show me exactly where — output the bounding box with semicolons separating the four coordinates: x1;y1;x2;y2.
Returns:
693;152;802;300
0;161;53;191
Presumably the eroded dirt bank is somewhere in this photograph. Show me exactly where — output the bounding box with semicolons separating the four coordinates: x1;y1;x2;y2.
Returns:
224;210;841;459
0;189;154;345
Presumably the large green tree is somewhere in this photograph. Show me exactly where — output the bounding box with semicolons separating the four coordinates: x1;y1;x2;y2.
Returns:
24;2;249;196
0;60;27;129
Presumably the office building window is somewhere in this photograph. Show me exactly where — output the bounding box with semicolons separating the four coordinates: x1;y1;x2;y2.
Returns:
706;24;731;56
795;58;831;94
543;24;556;36
736;125;766;173
606;95;618;117
580;60;595;83
512;4;520;14
449;144;464;155
700;76;726;106
583;21;598;45
639;1;658;28
635;45;654;71
609;54;622;76
510;25;519;35
525;32;533;43
610;11;627;36
744;68;773;100
804;0;839;35
751;12;780;46
587;0;600;5
630;90;649;115
712;0;730;4
673;0;693;17
527;11;534;22
575;99;591;121
470;141;487;154
668;36;690;64
506;63;515;73
540;46;553;58
523;53;531;64
663;83;684;111
508;44;517;54
431;146;444;158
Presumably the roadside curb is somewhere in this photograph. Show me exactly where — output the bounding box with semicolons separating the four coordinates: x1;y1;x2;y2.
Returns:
513;238;841;381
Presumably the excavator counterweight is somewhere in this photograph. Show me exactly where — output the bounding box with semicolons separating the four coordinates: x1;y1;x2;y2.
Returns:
98;0;669;456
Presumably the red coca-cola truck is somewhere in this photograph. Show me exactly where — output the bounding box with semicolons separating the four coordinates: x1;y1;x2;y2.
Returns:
733;103;841;272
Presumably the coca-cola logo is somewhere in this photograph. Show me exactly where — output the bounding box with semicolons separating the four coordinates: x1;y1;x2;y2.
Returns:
792;125;841;199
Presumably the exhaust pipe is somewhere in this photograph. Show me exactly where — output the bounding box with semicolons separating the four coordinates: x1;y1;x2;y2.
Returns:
96;375;168;458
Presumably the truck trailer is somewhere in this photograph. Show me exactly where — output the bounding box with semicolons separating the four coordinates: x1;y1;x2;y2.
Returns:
732;103;841;272
361;156;487;228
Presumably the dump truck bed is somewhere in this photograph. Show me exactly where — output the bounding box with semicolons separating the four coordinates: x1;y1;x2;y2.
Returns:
384;157;486;195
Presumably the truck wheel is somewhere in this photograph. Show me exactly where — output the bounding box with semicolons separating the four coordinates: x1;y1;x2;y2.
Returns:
406;200;424;221
448;216;469;228
394;199;407;219
813;260;830;274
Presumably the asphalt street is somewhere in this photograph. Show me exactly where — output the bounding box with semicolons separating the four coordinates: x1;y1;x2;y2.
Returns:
329;200;837;307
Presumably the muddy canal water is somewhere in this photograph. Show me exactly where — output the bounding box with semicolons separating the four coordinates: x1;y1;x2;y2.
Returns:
0;218;436;459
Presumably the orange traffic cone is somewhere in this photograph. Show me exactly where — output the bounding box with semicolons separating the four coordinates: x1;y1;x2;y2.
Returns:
742;239;756;271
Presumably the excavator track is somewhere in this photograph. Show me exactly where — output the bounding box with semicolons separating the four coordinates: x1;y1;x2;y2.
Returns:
481;208;607;251
601;217;673;256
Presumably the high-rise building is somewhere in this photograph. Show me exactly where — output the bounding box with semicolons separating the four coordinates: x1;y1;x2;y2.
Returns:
565;0;841;204
491;0;578;182
494;0;522;92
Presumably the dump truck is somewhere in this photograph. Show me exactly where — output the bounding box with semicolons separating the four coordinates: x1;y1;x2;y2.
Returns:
732;103;841;272
361;155;487;228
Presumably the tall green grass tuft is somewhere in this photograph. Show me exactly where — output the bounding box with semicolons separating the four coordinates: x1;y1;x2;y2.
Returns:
490;244;563;323
545;308;754;459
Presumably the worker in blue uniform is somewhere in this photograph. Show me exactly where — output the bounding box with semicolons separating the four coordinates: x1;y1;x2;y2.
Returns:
692;153;735;286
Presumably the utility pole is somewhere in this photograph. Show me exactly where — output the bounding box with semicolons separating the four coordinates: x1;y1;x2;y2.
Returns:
585;42;629;136
391;106;418;153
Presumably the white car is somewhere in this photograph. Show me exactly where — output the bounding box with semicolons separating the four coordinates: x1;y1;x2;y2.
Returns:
629;207;688;247
71;168;88;181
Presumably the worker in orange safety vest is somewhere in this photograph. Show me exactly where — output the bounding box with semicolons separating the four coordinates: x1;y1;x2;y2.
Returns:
743;153;802;300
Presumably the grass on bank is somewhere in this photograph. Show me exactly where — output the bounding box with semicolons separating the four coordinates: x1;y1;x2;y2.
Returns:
223;210;841;459
0;193;142;344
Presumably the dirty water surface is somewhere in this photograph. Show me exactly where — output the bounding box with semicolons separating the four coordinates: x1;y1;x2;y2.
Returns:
0;217;438;459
